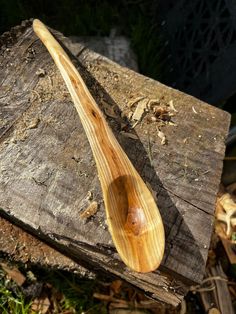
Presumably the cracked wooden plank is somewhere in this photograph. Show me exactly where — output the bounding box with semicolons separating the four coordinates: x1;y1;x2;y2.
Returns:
0;21;230;306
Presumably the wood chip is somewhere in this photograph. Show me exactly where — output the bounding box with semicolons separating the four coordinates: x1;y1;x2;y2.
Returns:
153;107;170;121
127;96;145;108
192;106;198;114
36;68;46;77
157;128;166;145
146;99;160;110
169;100;177;112
216;193;236;237
131;98;148;121
79;201;98;219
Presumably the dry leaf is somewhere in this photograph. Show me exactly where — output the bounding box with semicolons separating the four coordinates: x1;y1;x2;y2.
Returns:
31;296;50;314
80;201;98;219
1;263;26;286
110;280;123;295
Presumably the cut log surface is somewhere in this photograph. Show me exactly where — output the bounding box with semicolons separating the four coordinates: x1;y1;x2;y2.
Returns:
0;21;231;306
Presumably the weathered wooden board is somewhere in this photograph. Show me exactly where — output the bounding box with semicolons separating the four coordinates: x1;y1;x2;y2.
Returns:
0;21;230;306
0;216;93;277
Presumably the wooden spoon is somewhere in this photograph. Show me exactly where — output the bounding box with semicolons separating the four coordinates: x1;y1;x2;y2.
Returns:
33;19;165;272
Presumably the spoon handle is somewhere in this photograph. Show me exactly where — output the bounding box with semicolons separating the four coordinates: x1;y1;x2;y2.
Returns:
33;19;165;272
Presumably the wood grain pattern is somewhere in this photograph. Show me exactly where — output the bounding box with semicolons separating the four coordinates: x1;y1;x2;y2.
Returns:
32;19;165;273
0;21;230;305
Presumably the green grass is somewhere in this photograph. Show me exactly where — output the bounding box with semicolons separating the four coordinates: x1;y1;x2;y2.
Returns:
0;268;32;314
42;270;107;313
0;261;107;314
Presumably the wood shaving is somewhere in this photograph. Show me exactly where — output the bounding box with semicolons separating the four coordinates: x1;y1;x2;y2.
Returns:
131;120;139;129
127;96;145;108
153;107;171;121
169;100;177;112
157;127;166;145
146;99;160;110
168;121;177;126
85;191;93;201
150;116;157;122
216;193;236;237
192;106;198;114
80;201;98;219
131;98;148;122
36;68;46;77
126;111;133;120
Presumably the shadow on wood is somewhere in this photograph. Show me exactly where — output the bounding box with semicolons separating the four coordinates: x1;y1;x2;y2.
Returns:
0;21;231;306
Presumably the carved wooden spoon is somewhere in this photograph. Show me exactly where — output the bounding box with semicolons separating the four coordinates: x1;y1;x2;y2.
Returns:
33;19;165;272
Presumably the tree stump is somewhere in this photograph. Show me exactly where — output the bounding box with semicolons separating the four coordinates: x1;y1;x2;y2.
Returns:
0;21;231;306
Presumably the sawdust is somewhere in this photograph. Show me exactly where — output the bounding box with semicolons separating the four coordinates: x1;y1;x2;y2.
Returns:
127;95;177;126
11;115;41;143
8;67;70;143
123;95;178;144
33;68;69;103
79;201;98;219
